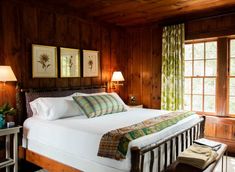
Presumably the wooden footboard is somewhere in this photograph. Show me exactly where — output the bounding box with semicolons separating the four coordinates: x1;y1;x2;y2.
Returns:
130;116;205;172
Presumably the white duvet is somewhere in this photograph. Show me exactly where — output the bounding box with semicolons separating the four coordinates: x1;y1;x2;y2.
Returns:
23;108;201;172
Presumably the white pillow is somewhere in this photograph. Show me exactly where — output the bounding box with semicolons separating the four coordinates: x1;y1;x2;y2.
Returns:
30;96;83;120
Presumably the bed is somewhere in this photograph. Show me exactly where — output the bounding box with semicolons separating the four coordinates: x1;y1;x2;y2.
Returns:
17;86;205;172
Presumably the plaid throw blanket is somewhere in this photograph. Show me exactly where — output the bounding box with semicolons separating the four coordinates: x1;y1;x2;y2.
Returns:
97;111;194;160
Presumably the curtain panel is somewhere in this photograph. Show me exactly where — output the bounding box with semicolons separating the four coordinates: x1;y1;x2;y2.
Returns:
161;24;185;111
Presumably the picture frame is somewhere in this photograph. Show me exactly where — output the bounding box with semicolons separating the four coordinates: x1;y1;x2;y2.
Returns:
60;48;81;78
83;50;99;77
32;44;57;78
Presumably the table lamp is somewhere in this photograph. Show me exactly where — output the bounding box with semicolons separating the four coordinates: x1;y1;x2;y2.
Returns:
0;66;17;86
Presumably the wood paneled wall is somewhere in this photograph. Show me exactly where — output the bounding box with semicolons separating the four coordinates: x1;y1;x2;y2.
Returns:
125;12;235;109
0;0;128;107
2;0;235;110
125;26;162;108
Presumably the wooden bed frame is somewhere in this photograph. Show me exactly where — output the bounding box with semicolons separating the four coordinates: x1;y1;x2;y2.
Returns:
17;86;205;172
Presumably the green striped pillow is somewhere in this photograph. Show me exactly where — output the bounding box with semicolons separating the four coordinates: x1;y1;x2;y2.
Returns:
73;94;127;118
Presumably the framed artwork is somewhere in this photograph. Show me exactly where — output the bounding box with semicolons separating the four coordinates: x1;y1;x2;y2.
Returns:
83;50;99;77
32;44;57;78
60;48;80;78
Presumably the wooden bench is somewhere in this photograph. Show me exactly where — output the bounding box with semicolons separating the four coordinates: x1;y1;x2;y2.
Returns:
166;143;227;172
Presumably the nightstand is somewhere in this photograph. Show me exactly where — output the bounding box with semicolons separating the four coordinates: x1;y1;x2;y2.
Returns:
0;126;21;172
128;104;143;108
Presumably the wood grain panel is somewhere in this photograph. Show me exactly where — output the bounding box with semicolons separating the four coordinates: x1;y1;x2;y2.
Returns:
128;29;143;105
185;13;235;40
151;26;162;109
0;0;127;111
205;116;235;153
25;149;81;172
141;28;152;108
100;27;111;84
26;0;235;26
216;38;228;116
126;26;162;108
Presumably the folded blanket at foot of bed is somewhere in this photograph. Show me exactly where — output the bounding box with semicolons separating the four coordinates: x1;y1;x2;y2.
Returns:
98;111;195;160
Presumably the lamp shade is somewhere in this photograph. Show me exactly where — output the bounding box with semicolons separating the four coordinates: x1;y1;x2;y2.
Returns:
111;71;125;82
0;66;17;82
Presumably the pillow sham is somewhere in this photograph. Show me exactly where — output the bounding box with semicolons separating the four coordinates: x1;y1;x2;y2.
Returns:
73;94;127;118
30;96;82;120
76;92;130;110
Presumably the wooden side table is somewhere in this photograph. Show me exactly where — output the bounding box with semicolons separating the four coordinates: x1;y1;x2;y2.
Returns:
0;126;21;172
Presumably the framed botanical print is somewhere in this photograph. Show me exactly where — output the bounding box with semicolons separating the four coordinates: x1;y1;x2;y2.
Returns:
83;50;99;77
32;44;57;78
60;48;80;78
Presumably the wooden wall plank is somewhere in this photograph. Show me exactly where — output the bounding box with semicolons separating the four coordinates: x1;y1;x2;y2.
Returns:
80;22;92;86
128;29;143;105
90;23;102;86
151;26;162;109
100;27;111;85
21;3;40;89
55;14;69;88
141;28;153;108
67;17;81;87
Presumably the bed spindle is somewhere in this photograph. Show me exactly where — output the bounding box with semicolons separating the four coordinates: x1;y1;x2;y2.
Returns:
170;139;173;164
181;133;184;151
130;117;205;172
176;136;179;157
141;155;145;172
190;128;193;145
149;151;154;172
185;130;188;148
158;146;161;172
164;142;168;170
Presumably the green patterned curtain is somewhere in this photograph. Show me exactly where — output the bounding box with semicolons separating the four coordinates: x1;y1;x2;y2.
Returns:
161;24;185;111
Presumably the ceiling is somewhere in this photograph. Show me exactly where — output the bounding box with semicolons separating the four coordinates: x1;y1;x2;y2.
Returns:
34;0;235;26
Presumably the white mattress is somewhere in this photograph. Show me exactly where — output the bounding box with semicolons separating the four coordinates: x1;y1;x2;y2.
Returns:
23;108;201;172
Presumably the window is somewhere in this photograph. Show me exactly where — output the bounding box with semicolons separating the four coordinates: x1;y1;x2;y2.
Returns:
229;39;235;115
184;41;217;114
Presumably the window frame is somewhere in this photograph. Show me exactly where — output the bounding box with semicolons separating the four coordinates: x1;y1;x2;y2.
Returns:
184;39;217;115
227;38;235;117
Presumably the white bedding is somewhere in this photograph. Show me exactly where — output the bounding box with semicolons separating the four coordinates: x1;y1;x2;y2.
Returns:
23;108;201;172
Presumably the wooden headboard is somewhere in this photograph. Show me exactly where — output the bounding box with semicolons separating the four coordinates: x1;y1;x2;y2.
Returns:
16;85;106;125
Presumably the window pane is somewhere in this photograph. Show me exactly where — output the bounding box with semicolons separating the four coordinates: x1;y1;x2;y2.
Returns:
185;44;192;60
194;43;204;59
193;78;203;94
229;97;235;114
184;95;191;110
206;42;217;59
204;78;216;95
185;61;192;76
230;78;235;96
192;95;202;111
230;58;235;76
205;60;216;76
194;60;204;76
184;78;191;94
204;96;215;112
231;39;235;57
